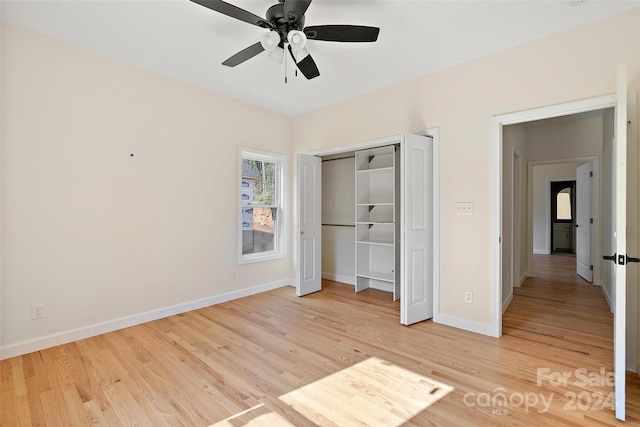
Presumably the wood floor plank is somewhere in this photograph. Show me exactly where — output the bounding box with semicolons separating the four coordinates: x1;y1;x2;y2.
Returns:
1;253;639;426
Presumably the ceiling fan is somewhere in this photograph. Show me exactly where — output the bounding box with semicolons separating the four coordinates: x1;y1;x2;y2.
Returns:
190;0;380;80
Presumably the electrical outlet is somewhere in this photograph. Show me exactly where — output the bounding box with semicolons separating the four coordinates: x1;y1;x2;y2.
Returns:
464;292;473;304
456;202;473;215
31;304;44;320
231;270;238;280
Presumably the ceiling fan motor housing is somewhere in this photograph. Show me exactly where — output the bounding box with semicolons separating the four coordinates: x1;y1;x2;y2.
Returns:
266;3;305;44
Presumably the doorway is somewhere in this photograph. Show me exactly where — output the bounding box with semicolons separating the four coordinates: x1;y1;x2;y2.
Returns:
550;180;576;254
495;90;638;421
494;95;622;338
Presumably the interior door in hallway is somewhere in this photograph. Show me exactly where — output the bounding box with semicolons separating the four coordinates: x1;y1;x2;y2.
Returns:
576;161;592;282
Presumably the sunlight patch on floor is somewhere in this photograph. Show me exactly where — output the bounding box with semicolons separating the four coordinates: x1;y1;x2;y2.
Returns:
279;357;453;426
211;357;452;426
210;403;296;426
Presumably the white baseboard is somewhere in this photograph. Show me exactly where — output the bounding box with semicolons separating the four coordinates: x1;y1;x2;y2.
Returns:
434;313;497;337
0;279;291;360
600;280;613;313
321;272;355;286
533;249;548;255
518;272;528;287
502;292;514;314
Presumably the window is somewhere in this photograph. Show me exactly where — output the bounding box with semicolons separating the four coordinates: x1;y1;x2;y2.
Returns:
556;187;572;220
239;149;285;264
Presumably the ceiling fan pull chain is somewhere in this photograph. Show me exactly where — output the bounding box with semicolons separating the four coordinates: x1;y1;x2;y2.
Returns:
284;50;288;84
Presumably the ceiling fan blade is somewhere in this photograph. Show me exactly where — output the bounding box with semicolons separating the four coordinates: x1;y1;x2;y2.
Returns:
288;45;320;80
222;42;265;67
304;25;380;42
190;0;273;28
284;0;312;22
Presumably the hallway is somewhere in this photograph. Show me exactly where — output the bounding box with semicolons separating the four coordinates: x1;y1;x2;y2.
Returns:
503;253;640;422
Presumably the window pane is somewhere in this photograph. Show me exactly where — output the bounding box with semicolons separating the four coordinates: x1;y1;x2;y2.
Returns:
242;159;275;206
241;207;276;255
557;188;572;220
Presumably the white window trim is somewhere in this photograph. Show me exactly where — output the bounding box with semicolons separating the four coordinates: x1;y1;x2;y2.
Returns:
238;148;287;265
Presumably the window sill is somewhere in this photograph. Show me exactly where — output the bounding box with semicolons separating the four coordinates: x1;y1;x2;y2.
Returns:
238;251;286;265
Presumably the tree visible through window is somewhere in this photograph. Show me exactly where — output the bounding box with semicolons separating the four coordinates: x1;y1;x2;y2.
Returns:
240;150;285;263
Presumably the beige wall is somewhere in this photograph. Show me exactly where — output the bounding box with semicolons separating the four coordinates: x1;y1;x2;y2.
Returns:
526;113;605;162
2;8;640;356
291;9;640;328
1;24;291;353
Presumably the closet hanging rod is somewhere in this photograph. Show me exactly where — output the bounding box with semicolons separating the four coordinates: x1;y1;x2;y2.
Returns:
322;223;355;227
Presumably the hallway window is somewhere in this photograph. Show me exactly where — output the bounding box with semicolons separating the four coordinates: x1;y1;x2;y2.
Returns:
556;187;572;220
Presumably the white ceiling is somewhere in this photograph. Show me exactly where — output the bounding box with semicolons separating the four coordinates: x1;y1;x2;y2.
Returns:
2;0;638;116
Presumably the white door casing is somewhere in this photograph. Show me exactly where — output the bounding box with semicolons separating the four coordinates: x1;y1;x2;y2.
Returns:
400;134;434;325
612;63;627;421
297;154;322;296
576;162;592;282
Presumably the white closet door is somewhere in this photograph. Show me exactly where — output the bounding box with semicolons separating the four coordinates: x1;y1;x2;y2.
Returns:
297;154;322;296
400;134;433;325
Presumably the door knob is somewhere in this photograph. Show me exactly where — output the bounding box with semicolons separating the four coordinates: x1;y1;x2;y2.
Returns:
602;253;640;265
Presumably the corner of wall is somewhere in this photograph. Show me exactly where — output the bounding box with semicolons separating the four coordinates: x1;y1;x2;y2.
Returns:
502;292;514;313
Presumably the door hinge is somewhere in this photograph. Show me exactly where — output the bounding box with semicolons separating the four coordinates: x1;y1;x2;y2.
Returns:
589;171;593;177
590;265;593;271
590;218;593;224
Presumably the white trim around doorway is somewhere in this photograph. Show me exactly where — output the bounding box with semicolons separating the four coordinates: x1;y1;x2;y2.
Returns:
492;94;617;338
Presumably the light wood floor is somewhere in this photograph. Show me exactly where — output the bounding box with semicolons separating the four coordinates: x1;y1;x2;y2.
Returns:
2;254;640;426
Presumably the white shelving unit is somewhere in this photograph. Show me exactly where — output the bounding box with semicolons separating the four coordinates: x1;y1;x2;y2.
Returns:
354;145;400;299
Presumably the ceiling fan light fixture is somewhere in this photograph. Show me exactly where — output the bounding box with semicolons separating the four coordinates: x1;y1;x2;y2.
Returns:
260;30;281;52
287;30;307;51
268;46;285;64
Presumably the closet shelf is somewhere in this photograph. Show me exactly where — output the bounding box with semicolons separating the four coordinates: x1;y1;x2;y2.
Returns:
357;239;394;246
356;270;394;283
356;166;394;174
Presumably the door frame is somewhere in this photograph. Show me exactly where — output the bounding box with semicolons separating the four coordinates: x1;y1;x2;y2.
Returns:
492;94;618;337
494;93;638;371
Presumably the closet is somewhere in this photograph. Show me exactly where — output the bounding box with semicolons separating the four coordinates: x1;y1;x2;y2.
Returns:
297;133;434;325
354;146;400;300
